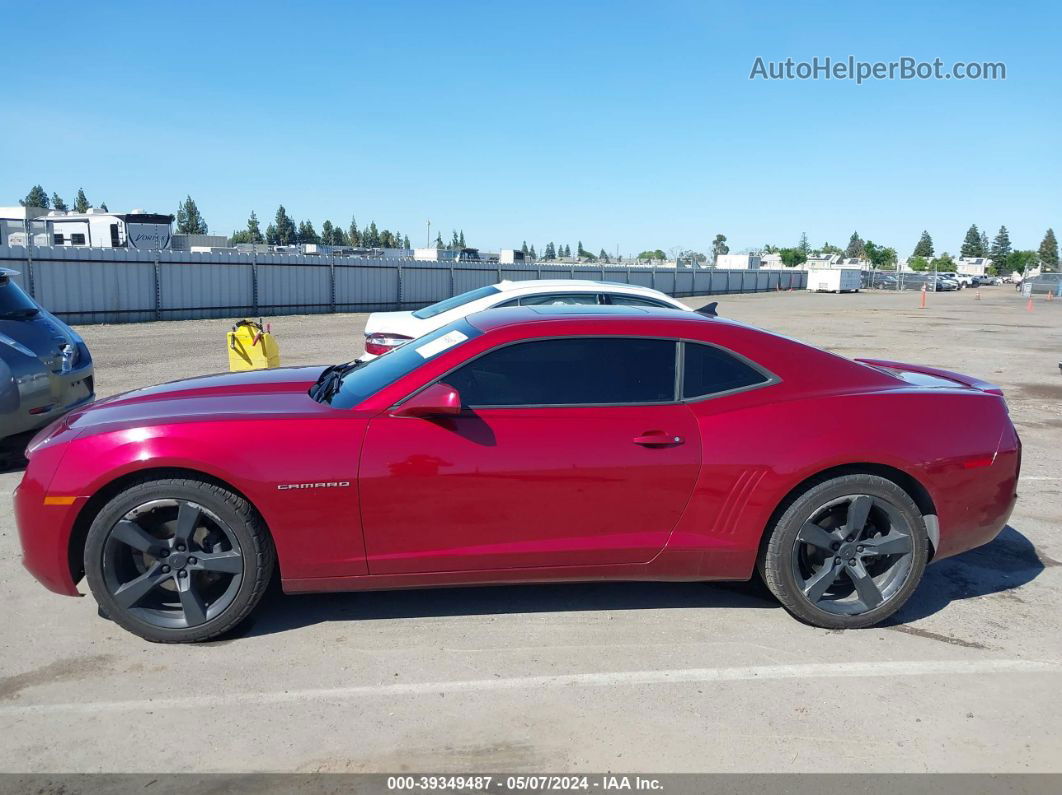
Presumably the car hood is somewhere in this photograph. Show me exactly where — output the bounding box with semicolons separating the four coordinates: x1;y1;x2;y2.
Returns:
0;311;79;359
363;310;429;337
63;365;333;435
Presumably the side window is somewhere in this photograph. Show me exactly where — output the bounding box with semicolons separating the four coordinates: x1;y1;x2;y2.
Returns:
53;234;65;245
444;338;677;407
109;224;120;247
518;293;600;306
682;342;769;399
494;298;521;307
605;293;670;308
71;233;86;245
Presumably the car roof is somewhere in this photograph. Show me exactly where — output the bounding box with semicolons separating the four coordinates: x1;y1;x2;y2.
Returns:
465;304;718;333
493;279;668;296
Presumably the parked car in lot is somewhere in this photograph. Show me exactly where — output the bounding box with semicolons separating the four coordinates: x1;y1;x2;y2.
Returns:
15;304;1019;642
1;268;94;447
361;279;694;358
925;274;959;291
1022;272;1062;295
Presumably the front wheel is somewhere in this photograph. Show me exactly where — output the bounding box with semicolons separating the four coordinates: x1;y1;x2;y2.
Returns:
84;477;275;643
759;474;928;629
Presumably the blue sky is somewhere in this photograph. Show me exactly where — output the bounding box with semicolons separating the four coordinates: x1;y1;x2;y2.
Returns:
2;0;1059;256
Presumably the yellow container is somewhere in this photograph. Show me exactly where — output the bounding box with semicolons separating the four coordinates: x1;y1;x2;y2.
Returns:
227;320;280;371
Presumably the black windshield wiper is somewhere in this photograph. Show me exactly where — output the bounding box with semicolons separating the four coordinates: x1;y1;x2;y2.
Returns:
309;361;362;403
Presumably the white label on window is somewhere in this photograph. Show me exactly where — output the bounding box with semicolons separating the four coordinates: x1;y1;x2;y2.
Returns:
415;330;468;359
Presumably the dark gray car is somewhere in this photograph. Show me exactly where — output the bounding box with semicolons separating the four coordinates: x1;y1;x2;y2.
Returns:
0;268;94;443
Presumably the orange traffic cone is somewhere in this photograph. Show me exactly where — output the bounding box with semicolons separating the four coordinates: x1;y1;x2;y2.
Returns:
1026;296;1034;312
1048;290;1054;302
920;285;927;309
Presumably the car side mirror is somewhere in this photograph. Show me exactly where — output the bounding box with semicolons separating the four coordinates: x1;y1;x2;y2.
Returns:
394;382;462;418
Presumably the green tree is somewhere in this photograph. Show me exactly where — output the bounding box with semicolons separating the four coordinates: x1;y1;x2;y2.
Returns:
265;224;278;245
246;211;263;243
321;220;335;245
176;195;208;234
1006;250;1040;274
230;229;252;244
779;248;806;268
564;244;571;257
762;244;778;254
819;242;843;255
935;252;956;270
960;224;983;257
798;232;810;258
73;188;90;213
577;240;588;258
271;205;296;245
979;230;990;257
529;244;537;259
845;231;865;259
544;242;556;260
864;240;897;269
435;233;444;249
459;230;466;248
990;226;1012;270
297;220;319;244
348;216;361;247
637;249;666;260
99;202;108;212
51;193;68;211
712;234;729;260
598;248;609;262
1038;228;1058;271
365;221;380;247
913;230;934;257
20;185;49;209
907;256;929;272
521;241;529;254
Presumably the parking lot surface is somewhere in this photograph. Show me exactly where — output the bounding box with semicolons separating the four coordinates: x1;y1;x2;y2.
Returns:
1;286;1060;773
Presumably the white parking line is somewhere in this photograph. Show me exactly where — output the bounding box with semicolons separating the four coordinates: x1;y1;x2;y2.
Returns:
1;658;1058;717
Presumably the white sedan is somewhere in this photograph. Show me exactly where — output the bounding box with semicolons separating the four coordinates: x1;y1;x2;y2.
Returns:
361;279;699;359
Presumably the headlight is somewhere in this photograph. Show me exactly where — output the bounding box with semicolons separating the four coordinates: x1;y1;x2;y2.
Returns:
0;332;37;358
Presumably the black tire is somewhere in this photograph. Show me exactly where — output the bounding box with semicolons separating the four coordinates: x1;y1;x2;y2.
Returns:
759;474;928;629
84;477;275;643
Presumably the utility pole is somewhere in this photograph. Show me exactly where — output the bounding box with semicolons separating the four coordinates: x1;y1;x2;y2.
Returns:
426;220;431;249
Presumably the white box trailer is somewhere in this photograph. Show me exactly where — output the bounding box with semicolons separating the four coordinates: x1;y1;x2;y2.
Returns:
806;268;862;293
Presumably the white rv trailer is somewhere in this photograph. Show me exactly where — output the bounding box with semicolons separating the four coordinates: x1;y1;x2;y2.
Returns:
5;209;175;249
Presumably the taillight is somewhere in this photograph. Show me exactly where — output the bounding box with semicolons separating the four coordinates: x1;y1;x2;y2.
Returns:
365;332;413;356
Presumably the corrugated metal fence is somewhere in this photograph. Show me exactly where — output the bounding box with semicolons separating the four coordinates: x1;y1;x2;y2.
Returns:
0;245;808;325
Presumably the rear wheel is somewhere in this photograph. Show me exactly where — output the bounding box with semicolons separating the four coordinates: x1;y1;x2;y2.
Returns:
760;474;928;629
84;478;274;643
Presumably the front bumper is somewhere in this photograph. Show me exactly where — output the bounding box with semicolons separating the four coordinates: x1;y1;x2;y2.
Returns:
1;361;94;440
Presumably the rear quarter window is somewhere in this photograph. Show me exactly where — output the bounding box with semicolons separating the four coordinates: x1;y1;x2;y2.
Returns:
682;342;770;399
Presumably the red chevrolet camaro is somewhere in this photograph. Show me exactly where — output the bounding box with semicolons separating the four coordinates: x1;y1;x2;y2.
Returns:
15;305;1019;642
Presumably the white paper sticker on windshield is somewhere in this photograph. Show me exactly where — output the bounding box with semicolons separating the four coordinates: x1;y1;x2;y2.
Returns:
415;330;468;358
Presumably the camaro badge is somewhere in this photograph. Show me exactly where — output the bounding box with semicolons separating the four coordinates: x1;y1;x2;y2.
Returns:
276;481;351;491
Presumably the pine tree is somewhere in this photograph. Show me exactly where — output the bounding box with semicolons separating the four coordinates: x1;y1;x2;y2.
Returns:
73;188;90;213
521;241;528;254
844;231;864;259
20;185;49;209
577;240;587;258
960;224;983;258
599;248;609;262
913;230;934;257
459;230;466;248
176;196;208;234
798;232;809;257
246;211;263;243
333;228;349;246
348;216;361;246
980;230;990;257
435;233;444;249
265;223;278;245
990;225;1012;270
450;230;460;249
51;193;68;211
297;220;319;244
403;235;411;248
99;202;108;211
365;222;380;247
321;220;335;245
1038;228;1058;271
272;206;296;245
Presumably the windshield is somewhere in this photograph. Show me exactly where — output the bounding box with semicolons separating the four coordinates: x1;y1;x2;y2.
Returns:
325;320;482;408
0;276;40;318
411;285;500;319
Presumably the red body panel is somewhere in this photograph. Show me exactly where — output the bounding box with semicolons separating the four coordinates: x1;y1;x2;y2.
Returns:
15;310;1019;599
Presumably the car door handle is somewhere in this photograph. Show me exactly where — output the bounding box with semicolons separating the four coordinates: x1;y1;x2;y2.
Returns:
632;431;684;447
